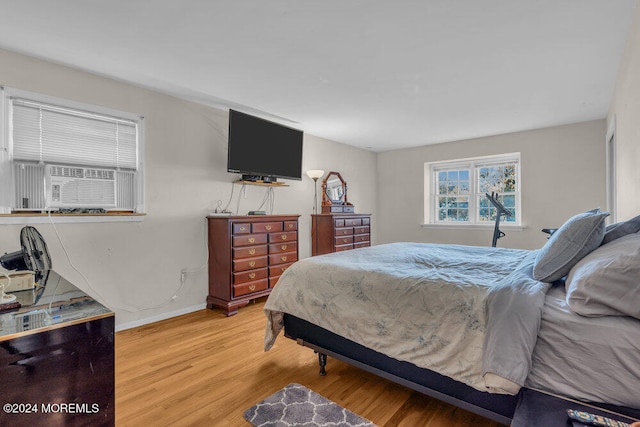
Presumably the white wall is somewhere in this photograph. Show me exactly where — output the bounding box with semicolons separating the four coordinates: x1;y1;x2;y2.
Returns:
376;120;607;250
608;0;640;221
0;48;378;329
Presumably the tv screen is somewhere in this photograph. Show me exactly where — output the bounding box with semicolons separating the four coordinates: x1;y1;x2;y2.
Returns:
227;109;303;181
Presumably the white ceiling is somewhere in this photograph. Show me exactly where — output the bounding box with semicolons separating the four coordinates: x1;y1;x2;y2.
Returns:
0;1;636;152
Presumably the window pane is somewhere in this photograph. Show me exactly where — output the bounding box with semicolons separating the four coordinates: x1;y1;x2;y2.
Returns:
430;156;519;225
479;207;491;221
435;168;471;222
438;196;446;208
478;193;516;223
502;194;515;208
478;163;518;194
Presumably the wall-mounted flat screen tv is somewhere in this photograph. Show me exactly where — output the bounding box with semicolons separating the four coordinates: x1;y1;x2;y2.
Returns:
227;109;303;182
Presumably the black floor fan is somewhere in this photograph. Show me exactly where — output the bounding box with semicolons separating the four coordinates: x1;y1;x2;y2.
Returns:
1;226;52;272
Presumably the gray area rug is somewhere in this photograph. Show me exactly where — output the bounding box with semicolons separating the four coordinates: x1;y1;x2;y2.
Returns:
244;383;378;427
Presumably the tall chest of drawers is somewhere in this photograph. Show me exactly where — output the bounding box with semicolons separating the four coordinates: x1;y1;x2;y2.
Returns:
311;213;371;256
207;214;299;316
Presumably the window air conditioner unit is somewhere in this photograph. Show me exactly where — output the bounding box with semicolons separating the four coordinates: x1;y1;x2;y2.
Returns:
45;164;117;209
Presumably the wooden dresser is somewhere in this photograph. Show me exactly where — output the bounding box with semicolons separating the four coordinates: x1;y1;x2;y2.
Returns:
311;213;371;256
207;214;299;316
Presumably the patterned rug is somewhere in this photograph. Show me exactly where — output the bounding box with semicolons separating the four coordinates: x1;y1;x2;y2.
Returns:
243;383;378;426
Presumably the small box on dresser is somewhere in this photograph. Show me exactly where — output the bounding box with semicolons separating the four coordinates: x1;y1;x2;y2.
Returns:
311;213;371;256
207;214;299;316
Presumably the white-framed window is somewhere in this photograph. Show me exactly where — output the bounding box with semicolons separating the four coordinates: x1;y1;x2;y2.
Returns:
0;87;144;218
425;153;521;226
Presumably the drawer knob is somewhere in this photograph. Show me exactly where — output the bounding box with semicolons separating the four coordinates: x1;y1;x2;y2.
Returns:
281;235;287;240
249;284;256;291
248;237;255;243
249;273;256;279
281;266;287;272
281;244;288;250
249;261;256;267
343;238;348;243
288;224;294;229
266;225;272;230
281;256;287;262
249;248;256;255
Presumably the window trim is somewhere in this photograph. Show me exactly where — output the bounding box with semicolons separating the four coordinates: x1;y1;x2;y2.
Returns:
424;153;521;227
0;86;145;222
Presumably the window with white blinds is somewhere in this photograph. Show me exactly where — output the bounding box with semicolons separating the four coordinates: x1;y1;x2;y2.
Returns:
0;87;144;215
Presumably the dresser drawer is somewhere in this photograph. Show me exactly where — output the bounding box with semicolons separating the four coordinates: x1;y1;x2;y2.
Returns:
233;278;268;297
233;233;268;247
335;243;354;252
269;251;297;266
354;242;370;249
284;221;298;231
232;223;251;234
252;221;283;233
362;217;370;226
233;267;268;285
269;261;295;277
334;219;345;227
354;234;370;243
335;235;354;246
354;226;370;234
233;256;268;272
234;245;268;259
335;227;353;236
344;218;362;227
268;231;297;243
269;242;295;254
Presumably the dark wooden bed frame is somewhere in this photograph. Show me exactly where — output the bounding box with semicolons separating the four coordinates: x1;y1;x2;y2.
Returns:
283;314;640;426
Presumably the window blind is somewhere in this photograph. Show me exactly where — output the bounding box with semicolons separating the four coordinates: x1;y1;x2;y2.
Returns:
11;98;138;170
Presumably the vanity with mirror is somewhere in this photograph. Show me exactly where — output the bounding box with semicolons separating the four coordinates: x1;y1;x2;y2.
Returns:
312;171;371;256
321;171;354;213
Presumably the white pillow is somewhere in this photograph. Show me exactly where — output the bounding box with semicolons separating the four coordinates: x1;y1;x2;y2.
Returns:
565;232;640;320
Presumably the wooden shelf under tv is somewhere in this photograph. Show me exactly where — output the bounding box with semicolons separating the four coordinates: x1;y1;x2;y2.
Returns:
235;180;289;187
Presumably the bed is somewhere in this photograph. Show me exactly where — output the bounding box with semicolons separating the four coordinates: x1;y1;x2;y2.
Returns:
263;210;640;424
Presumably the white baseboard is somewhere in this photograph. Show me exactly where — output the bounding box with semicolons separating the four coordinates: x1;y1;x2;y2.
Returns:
115;303;208;332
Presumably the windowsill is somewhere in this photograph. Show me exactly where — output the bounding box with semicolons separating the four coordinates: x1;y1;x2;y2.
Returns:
421;223;525;231
0;212;146;224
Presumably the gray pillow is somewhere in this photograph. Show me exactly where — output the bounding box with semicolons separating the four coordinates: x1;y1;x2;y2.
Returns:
602;213;640;245
533;211;609;282
566;232;640;319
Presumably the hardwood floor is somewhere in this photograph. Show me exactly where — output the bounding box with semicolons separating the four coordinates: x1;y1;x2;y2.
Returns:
115;298;508;426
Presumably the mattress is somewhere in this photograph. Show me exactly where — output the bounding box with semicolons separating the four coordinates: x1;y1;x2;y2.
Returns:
525;284;640;409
